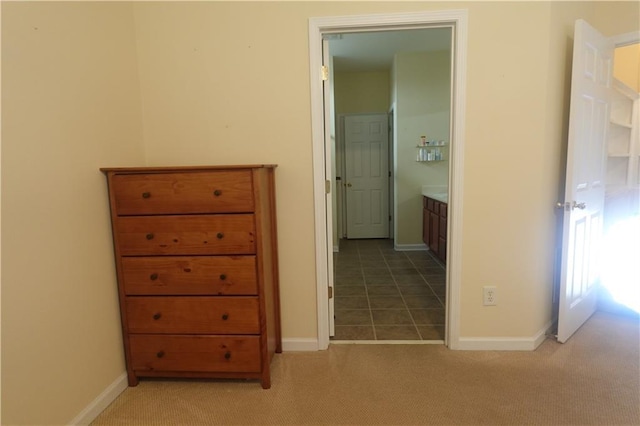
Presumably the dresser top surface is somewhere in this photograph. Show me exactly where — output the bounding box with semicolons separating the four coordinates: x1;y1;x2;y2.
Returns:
100;164;277;174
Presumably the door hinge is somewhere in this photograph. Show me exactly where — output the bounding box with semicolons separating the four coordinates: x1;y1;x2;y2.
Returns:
328;286;333;299
321;65;329;81
325;180;331;194
389;215;392;221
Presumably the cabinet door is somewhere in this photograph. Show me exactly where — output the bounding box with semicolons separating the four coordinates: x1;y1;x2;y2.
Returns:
439;216;447;238
438;208;447;263
429;211;439;253
423;207;430;245
426;197;435;213
438;237;447;262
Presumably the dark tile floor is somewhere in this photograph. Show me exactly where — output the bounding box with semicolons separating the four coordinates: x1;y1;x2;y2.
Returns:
331;239;447;341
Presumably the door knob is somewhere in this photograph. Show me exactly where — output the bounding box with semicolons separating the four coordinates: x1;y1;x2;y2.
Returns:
346;183;352;188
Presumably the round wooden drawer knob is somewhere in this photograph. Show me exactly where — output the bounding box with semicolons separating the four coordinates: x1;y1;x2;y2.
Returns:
150;273;158;281
219;274;227;281
156;351;165;358
142;192;151;199
221;313;229;321
153;312;162;320
213;190;222;197
224;352;231;360
216;233;224;239
146;233;154;240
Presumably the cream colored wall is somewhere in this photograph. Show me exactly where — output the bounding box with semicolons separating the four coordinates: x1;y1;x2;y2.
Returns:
458;2;556;337
394;51;450;246
614;44;640;92
334;70;391;114
1;3;145;425
592;1;640;37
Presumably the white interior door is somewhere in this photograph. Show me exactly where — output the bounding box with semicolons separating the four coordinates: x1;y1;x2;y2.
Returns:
344;114;390;239
557;19;613;343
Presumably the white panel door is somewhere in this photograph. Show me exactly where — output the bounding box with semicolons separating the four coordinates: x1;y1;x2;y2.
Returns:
344;114;390;239
558;20;613;343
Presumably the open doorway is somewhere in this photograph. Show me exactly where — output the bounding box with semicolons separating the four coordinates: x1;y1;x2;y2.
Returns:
600;40;640;316
329;28;452;341
309;10;469;350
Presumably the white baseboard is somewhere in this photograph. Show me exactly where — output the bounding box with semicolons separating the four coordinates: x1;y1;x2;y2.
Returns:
69;372;128;425
394;243;428;251
457;321;554;351
282;338;319;351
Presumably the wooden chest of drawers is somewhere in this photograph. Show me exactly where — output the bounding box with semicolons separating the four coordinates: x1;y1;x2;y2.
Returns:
101;165;281;389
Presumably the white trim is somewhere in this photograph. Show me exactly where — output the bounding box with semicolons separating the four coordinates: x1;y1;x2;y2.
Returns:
613;79;640;101
309;9;468;352
310;17;330;350
68;372;128;425
610;30;640;47
331;340;444;345
457;338;541;351
282;338;319;351
443;9;468;351
393;243;428;251
457;321;554;351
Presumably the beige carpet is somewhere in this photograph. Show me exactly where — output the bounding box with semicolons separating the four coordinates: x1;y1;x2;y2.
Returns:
91;312;640;425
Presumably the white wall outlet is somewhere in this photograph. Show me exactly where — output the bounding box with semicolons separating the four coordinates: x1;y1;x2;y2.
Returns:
483;286;497;306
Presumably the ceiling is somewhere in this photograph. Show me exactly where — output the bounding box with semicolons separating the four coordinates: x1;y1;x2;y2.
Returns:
328;27;452;72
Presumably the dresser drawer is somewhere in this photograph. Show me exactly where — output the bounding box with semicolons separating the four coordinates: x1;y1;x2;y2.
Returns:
129;334;261;373
122;256;258;296
111;171;254;215
116;215;256;255
126;297;260;334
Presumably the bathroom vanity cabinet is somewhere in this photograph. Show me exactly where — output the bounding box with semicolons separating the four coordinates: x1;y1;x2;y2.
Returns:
423;196;447;263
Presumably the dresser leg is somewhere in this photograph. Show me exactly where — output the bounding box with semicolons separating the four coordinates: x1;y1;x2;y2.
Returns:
127;374;139;387
261;374;271;389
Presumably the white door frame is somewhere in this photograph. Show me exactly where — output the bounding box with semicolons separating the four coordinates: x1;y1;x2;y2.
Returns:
610;30;640;48
309;10;468;350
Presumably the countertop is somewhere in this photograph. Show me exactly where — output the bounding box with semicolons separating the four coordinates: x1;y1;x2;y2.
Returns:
421;185;448;204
